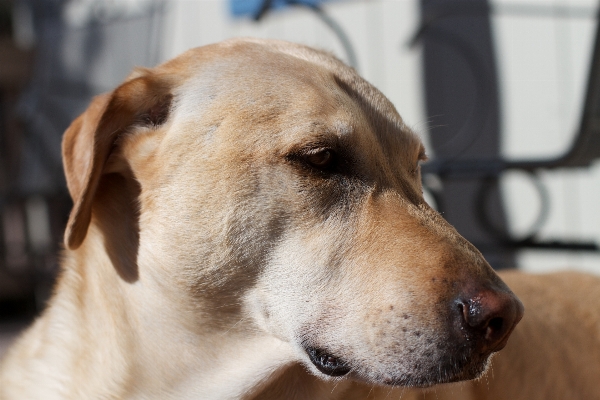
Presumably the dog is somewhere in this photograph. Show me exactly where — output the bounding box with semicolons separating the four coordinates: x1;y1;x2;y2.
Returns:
0;38;523;399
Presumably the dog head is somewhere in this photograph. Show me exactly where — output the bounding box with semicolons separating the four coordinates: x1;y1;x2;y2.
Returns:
62;38;523;388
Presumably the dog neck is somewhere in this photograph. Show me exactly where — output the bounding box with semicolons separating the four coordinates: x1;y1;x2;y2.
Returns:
3;225;366;399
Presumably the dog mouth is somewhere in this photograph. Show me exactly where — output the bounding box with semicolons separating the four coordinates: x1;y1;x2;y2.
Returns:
303;341;491;387
305;346;351;377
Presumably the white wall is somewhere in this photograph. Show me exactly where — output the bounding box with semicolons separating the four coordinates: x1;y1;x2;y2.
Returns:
161;0;600;274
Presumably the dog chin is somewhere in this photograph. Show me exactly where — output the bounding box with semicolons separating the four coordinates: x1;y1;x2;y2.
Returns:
368;352;493;388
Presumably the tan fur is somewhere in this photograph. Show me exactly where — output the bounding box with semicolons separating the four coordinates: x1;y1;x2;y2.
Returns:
0;39;522;399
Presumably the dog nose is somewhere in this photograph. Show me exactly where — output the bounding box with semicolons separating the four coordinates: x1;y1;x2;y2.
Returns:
456;289;524;353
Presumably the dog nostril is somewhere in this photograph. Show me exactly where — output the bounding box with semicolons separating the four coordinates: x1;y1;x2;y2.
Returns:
456;290;523;353
486;317;504;341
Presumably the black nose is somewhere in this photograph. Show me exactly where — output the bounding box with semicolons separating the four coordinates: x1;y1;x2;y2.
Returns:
455;289;524;353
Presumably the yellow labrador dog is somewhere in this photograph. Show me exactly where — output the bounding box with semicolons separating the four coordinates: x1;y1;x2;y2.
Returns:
0;38;523;399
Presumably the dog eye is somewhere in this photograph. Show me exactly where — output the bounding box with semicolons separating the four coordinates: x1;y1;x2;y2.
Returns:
304;149;336;170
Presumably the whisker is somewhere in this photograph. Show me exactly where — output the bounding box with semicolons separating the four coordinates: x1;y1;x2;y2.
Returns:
219;316;247;336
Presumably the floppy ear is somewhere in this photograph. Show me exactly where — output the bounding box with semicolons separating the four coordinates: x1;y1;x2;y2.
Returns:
62;71;173;250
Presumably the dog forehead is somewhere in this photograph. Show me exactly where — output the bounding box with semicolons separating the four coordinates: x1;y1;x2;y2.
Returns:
173;43;345;106
160;39;421;167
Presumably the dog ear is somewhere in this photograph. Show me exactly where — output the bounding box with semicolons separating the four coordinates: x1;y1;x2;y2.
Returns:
62;72;173;250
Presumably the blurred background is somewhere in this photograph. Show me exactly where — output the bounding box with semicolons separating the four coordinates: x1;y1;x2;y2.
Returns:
0;0;599;357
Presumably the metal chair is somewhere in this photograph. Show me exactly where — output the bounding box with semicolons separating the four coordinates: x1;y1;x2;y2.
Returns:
416;2;600;251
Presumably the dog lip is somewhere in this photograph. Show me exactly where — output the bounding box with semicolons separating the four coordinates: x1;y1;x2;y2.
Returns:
304;346;351;377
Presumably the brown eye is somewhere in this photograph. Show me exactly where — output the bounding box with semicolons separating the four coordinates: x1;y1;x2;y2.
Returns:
304;149;335;170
